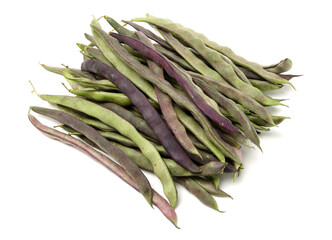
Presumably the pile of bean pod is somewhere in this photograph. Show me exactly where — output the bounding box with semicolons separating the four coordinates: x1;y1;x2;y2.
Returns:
28;14;298;228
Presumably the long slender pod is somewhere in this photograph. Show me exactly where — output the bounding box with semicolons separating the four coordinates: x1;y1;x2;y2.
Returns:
63;71;118;91
249;79;283;91
36;95;177;208
69;89;132;106
28;113;178;227
30;106;153;205
56;105;115;131
132;15;291;102
136;31;202;160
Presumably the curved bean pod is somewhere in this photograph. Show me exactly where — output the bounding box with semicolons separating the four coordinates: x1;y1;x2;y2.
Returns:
104;16;136;38
37;94;177;208
30;106;152;205
28;113;178;227
263;58;292;74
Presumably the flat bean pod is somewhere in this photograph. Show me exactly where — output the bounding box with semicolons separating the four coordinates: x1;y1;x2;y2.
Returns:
28;113;178;227
30;106;152;205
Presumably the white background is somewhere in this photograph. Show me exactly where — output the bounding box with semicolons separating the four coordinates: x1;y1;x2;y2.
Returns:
1;0;331;239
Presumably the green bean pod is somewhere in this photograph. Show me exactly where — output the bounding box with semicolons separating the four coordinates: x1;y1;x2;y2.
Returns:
263;58;293;74
69;89;132;106
57;105;115;131
63;71;119;91
249;79;283;91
